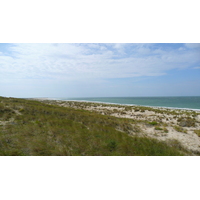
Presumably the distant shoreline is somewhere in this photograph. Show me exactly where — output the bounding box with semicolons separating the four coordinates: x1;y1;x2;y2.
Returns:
66;100;200;112
31;97;200;112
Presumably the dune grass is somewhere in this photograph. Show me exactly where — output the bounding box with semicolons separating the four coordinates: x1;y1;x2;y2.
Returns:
0;97;190;156
194;130;200;137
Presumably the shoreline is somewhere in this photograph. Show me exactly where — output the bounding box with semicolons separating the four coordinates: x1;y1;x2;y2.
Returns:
32;98;200;112
67;100;200;112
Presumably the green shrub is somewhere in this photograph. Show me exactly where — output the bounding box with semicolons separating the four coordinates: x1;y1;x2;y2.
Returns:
163;127;169;133
155;126;163;130
194;130;200;137
19;108;25;112
174;126;187;133
106;140;117;152
149;121;158;126
177;117;196;127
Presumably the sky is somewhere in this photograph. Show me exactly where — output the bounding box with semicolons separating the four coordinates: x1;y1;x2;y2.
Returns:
0;43;200;98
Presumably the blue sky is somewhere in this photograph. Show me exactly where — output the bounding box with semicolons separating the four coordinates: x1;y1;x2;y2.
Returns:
0;43;200;98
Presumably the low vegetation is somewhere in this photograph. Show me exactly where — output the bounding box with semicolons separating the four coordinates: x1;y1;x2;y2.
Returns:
155;126;163;131
194;130;200;137
173;126;187;133
177;117;196;127
0;97;196;156
149;121;158;126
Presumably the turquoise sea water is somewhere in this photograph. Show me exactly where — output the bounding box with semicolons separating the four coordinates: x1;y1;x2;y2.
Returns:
63;96;200;110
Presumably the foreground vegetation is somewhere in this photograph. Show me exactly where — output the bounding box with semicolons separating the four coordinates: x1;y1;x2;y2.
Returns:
0;97;194;156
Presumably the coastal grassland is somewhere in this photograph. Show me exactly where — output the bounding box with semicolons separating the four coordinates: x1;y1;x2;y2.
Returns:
0;97;195;156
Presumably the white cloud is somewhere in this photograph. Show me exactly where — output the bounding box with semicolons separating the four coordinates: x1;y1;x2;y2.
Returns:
0;43;199;82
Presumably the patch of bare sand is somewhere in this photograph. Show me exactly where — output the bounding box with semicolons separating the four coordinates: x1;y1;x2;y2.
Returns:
137;125;200;152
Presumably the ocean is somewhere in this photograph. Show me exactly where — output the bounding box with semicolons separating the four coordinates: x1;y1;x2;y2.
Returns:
63;96;200;110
